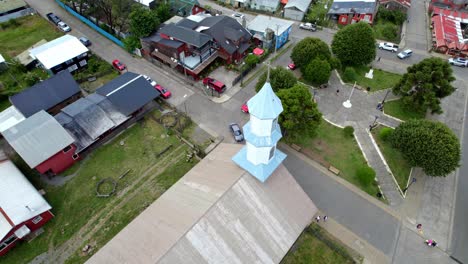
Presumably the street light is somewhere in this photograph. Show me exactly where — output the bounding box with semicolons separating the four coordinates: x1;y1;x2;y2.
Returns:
403;177;417;193
369;115;379;131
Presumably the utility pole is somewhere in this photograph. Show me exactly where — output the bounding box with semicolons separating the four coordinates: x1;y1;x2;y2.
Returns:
274;24;280;57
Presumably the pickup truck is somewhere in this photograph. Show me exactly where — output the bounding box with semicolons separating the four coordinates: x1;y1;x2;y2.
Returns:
46;12;61;25
299;23;317;31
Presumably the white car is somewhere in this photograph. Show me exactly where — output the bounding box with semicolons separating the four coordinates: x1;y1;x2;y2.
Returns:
448;57;468;67
58;21;71;32
232;13;245;20
299;23;317;31
378;42;398;52
397;49;413;59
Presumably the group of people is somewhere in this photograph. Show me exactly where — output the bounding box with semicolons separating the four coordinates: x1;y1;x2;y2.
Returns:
417;224;438;248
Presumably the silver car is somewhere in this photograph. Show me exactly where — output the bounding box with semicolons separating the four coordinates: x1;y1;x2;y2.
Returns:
229;123;244;142
58;21;71;32
448;57;468;67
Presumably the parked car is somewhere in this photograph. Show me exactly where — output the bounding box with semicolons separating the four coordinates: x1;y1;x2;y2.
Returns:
378;42;399;52
155;84;171;99
79;37;91;47
112;59;126;71
46;12;61;25
299;23;317;31
448;57;468;67
229;123;244;142
232;13;245;20
241;102;249;113
57;21;71;32
287;63;296;70
202;77;226;93
397;49;413;59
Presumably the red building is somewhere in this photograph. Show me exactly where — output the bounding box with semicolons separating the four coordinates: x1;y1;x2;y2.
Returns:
431;7;468;55
327;0;378;25
430;0;468;12
0;159;54;256
2;110;78;176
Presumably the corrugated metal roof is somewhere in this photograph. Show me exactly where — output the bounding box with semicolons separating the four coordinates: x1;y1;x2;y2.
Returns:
159;23;212;48
0;160;52;241
29;35;89;70
328;0;377;14
2;110;74;168
0;106;25;133
247;81;284;119
87;143;316;264
247;15;294;36
284;0;313;12
10;70;81;118
250;0;280;9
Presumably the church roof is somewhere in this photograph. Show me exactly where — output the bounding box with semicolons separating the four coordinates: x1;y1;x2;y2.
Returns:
247;82;283;119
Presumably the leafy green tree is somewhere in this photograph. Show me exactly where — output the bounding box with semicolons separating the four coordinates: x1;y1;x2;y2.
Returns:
277;84;322;140
392;57;455;114
155;3;172;22
342;67;357;82
129;5;159;38
291;37;331;69
255;67;297;92
244;54;259;69
331;22;376;66
303;58;331;85
391;120;460;177
123;35;141;52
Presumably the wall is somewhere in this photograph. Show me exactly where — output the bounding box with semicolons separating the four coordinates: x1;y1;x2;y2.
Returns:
49;53;89;75
284;8;305;21
35;144;78;175
46;93;82;116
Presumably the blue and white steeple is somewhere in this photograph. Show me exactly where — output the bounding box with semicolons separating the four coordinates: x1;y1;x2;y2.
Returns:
232;67;287;182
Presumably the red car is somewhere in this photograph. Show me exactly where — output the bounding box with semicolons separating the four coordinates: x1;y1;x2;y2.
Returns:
155;84;171;99
202;77;226;93
112;59;126;71
288;63;296;70
241;102;249;113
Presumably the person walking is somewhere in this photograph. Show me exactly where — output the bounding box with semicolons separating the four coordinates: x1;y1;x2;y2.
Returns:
323;216;328;222
336;89;340;96
315;216;320;223
417;224;423;234
377;56;381;62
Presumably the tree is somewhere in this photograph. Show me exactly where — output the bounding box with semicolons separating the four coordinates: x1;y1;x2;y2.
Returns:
391;120;460;177
303;58;331;85
392;57;456;114
155;3;172;23
331;22;376;66
129;5;159;38
244;54;259;69
255;67;297;92
291;37;331;69
276;84;322;140
123;35;141;52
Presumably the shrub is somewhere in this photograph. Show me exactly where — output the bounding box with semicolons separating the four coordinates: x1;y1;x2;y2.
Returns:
379;127;393;142
330;57;342;70
356;166;376;187
380;23;398;41
342;67;357;83
244;54;259;68
343;126;354;137
303;58;331;85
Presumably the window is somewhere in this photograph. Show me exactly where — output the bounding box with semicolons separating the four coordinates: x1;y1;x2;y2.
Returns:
72;154;79;160
271;118;278;133
67;64;78;72
32;215;43;224
63;145;72;153
79;60;87;67
269;146;275;160
65;59;74;65
0;234;17;251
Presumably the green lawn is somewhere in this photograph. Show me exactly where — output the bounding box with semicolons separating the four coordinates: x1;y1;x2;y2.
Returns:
384;99;426;121
351;65;402;92
1;111;197;264
296;121;381;198
282;225;357;264
371;127;412;191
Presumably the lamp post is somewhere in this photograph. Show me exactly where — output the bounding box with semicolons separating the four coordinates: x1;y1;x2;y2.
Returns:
342;82;356;108
369;115;379;131
403;177;417;193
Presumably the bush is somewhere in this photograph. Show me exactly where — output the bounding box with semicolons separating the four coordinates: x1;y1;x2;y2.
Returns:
379;127;393;142
343;126;354;137
356;166;376;187
303;58;331;85
244;54;259;68
330;57;341;70
380;23;398;41
342;67;357;83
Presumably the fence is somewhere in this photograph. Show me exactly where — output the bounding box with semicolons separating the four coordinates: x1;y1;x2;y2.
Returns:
55;0;124;47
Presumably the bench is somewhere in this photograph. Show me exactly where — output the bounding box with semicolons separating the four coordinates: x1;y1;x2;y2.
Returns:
328;166;340;175
291;144;302;152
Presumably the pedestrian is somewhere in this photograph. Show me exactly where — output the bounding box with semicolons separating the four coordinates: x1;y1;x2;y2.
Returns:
431;241;437;247
336;89;339;95
377;56;381;62
416;224;422;230
315;216;320;223
323;216;328;222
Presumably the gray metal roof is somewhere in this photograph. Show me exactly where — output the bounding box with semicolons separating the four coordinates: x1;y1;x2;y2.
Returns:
2;110;74;168
284;0;313;12
55;94;129;152
247;15;295;36
95;72;160;116
86;143;317;264
327;0;377;14
10;71;81;118
250;0;280;9
0;0;27;14
159;24;212;48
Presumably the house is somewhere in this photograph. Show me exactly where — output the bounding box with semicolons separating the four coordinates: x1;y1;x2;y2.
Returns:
0;159;54;256
170;0;200;17
0;0;30;23
0;106;25;133
247;15;294;50
9;70;82;118
2;110;77;175
430;0;467;11
250;0;281;12
431;7;468;55
379;0;411;12
95;72;160;116
141;14;251;78
284;0;313;20
29;35;89;75
327;0;377;25
15;39;48;69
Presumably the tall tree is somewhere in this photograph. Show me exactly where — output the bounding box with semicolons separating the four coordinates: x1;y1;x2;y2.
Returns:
129;5;159;38
112;0;134;34
303;58;331;85
255;67;297;92
277;84;322;140
291;37;331;69
155;3;172;23
95;0;115;31
331;22;376;66
391;120;460;177
392;57;456;114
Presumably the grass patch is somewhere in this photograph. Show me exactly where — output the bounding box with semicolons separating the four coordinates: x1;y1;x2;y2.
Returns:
282;224;358;264
383;99;426;121
373;21;400;43
347;65;401;92
295;120;381;198
371;126;411;191
0;112;196;264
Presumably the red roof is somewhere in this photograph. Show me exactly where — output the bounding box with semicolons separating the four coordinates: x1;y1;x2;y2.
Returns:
380;0;411;8
432;8;468;52
433;6;468;19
